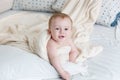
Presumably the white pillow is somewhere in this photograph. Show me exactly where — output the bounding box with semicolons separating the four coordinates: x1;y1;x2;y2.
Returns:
96;0;120;27
0;45;58;80
12;0;56;12
0;0;14;13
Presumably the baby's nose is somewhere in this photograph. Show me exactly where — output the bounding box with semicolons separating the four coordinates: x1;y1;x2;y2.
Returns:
60;29;64;34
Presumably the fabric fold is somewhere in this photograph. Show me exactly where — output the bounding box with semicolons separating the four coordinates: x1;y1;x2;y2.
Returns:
0;0;102;62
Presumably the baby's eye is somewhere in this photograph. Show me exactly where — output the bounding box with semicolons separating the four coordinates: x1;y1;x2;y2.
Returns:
55;28;59;30
65;28;68;30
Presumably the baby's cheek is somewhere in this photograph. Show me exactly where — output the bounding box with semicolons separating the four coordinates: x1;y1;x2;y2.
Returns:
67;34;71;39
68;32;72;36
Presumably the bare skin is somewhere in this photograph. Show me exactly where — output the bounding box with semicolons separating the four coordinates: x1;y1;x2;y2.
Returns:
47;15;80;80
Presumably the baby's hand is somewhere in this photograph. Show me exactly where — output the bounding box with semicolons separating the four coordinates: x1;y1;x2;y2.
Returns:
60;71;71;80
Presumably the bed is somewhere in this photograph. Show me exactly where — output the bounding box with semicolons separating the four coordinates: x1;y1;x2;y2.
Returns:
0;0;120;80
1;24;120;80
88;24;120;80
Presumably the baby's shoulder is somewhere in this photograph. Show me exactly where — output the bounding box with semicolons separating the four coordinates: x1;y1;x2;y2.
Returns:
48;39;56;44
47;39;57;48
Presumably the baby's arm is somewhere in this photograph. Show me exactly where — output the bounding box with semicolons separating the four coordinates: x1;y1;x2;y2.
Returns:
47;40;70;80
69;40;80;63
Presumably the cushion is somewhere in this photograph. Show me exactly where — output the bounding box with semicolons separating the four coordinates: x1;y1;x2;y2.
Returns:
96;0;120;27
52;0;69;12
110;12;120;27
12;0;56;12
0;0;14;13
0;45;58;80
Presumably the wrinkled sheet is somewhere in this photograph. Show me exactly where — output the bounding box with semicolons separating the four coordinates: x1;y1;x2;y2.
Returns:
89;24;120;80
0;24;120;80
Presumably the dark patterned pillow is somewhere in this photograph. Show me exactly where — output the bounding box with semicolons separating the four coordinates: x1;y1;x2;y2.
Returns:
52;0;68;12
96;0;120;27
12;0;56;12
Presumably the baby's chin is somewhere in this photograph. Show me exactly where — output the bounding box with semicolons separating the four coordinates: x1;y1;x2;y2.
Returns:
57;39;66;42
57;38;69;43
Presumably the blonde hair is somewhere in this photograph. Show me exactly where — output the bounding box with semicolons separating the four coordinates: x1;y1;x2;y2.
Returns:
48;13;73;29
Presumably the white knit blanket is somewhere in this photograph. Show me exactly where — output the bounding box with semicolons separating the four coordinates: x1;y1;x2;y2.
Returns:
0;0;102;62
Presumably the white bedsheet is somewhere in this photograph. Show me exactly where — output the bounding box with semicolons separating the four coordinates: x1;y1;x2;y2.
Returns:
0;24;120;80
88;24;120;80
0;45;59;80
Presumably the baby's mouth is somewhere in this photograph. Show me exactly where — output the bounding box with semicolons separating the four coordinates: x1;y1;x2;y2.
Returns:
59;35;65;39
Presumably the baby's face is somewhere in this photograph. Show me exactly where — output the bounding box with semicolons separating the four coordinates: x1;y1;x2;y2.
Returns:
49;17;72;43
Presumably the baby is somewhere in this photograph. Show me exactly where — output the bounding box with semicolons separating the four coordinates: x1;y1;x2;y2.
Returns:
47;13;80;80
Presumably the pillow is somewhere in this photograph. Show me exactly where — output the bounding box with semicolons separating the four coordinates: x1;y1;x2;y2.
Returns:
0;0;14;13
12;0;56;12
52;0;69;12
12;0;23;10
0;45;58;80
111;12;120;27
96;0;120;27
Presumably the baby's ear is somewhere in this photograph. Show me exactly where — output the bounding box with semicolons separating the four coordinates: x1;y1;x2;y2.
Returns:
47;29;51;34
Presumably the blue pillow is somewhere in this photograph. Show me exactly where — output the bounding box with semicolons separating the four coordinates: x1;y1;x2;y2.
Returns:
111;12;120;27
96;0;120;27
